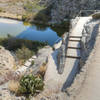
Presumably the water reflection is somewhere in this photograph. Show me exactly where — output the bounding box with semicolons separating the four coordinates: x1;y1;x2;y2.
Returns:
17;26;60;46
0;18;69;46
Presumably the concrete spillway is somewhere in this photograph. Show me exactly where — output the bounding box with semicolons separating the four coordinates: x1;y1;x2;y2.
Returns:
43;17;92;94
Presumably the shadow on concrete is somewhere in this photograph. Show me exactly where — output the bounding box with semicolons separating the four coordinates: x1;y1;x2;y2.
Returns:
61;58;80;92
81;22;100;66
61;21;100;92
51;49;59;70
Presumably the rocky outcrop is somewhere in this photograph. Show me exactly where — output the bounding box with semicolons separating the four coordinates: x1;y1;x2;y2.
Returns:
0;46;16;85
50;0;100;23
0;0;25;15
0;46;15;76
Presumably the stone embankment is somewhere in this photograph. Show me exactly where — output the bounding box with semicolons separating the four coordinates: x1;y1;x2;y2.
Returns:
50;0;100;23
0;12;22;20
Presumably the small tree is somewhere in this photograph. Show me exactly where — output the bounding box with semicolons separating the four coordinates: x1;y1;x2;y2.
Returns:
16;46;34;62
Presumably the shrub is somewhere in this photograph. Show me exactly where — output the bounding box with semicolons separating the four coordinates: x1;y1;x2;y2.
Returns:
22;14;28;21
31;60;34;66
0;38;47;52
18;74;44;96
16;46;34;62
92;12;100;19
8;80;20;94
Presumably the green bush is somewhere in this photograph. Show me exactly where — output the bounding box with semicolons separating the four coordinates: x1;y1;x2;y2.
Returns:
0;8;3;12
0;38;47;52
16;46;34;62
18;74;44;95
22;14;28;21
92;12;100;19
31;60;34;66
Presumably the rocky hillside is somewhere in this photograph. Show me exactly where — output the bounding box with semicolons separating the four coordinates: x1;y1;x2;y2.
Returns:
0;46;15;84
0;0;99;23
0;0;25;15
50;0;100;23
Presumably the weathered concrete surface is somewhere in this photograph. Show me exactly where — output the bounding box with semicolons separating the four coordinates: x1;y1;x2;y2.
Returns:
75;25;100;100
0;0;25;15
66;48;81;58
63;18;100;100
70;17;92;37
45;17;92;90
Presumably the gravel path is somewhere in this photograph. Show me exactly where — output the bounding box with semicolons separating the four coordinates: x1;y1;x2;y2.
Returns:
75;26;100;100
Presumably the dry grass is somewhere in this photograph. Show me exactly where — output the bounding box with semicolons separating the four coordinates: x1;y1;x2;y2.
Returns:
8;80;20;94
40;63;47;72
38;62;47;77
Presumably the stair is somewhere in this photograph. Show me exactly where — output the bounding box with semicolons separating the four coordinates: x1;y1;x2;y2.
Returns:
69;36;82;38
66;36;81;59
69;37;81;41
68;41;81;49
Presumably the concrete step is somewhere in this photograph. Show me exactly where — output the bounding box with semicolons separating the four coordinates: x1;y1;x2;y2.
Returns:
69;39;81;42
69;37;81;41
68;47;81;49
66;48;81;58
69;36;82;38
68;41;81;49
66;56;81;59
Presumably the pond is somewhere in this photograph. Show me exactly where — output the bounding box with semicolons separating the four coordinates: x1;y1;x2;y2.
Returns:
0;18;68;46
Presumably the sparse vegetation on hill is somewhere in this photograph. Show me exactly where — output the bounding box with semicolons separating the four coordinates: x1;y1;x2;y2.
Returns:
0;0;52;23
18;74;44;96
0;37;47;64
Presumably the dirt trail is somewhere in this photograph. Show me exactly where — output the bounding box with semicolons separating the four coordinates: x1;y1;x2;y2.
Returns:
75;26;100;100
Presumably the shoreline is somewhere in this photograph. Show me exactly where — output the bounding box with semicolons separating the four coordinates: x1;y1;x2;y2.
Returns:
0;12;22;21
0;12;70;27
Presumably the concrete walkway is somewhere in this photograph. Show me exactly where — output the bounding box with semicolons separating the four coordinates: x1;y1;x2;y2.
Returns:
75;26;100;100
71;17;92;37
44;17;92;93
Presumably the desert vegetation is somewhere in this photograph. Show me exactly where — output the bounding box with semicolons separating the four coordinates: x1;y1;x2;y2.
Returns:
0;37;47;65
8;74;44;98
